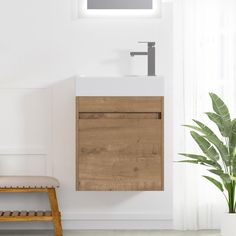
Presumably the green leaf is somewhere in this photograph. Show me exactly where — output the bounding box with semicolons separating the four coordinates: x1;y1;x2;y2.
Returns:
208;169;231;183
209;93;231;122
229;119;236;176
230;175;236;181
190;131;220;161
203;160;222;169
229;119;236;157
208;93;231;137
192;119;215;136
190;120;230;164
231;157;236;176
179;153;207;161
178;153;222;169
203;175;224;192
178;160;199;164
183;124;202;132
205;112;225;136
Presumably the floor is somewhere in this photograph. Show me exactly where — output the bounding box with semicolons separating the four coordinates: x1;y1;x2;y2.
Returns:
0;231;220;236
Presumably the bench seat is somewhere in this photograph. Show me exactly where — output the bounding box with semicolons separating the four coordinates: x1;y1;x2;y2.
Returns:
0;176;60;188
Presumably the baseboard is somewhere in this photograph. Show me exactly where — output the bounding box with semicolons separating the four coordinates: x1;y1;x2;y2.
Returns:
0;213;173;230
62;212;172;221
62;219;173;230
62;212;172;229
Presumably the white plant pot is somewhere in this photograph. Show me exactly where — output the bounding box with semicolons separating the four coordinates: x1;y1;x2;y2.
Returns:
221;213;236;236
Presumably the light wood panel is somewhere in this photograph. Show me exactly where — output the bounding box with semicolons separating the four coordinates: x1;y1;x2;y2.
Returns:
77;97;163;113
76;97;164;191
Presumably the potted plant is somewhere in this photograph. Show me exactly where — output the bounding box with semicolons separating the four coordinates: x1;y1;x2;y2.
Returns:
179;93;236;236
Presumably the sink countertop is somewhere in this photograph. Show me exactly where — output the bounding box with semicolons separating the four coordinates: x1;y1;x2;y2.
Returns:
75;76;164;96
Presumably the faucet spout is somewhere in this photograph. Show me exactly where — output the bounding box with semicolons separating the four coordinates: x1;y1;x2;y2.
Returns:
130;42;156;76
130;52;148;57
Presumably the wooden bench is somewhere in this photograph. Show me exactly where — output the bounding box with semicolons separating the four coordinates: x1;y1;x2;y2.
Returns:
0;176;63;236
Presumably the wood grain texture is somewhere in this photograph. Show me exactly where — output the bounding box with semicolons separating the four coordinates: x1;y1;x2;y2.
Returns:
76;97;164;191
48;188;63;236
0;188;63;235
77;97;163;113
0;211;53;222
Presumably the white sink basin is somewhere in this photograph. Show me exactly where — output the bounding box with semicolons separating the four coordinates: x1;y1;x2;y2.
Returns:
75;76;164;96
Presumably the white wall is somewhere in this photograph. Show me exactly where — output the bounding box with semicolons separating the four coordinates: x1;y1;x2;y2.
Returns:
0;0;173;230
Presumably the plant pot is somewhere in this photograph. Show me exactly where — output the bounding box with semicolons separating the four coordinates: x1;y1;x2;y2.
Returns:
221;213;236;236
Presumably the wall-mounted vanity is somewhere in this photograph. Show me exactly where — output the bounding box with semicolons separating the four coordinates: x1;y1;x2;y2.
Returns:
76;76;164;191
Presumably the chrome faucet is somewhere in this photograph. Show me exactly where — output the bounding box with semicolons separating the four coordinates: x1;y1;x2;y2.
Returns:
130;42;156;76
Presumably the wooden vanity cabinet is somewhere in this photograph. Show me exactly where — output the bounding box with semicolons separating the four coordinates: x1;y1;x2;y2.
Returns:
76;97;164;191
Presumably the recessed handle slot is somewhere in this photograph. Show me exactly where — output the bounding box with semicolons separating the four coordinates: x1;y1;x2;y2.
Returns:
79;112;161;119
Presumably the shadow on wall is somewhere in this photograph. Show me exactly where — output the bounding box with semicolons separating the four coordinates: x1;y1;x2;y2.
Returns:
75;191;141;208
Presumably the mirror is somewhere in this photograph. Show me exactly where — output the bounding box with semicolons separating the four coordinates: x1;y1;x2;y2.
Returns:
87;0;153;10
75;0;161;18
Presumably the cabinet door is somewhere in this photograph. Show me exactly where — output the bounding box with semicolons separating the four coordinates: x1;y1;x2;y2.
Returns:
76;97;164;191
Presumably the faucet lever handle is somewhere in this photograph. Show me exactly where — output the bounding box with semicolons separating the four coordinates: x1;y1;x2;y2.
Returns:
138;41;155;47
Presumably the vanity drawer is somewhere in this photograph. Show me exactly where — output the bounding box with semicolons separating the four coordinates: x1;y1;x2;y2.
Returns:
76;97;164;191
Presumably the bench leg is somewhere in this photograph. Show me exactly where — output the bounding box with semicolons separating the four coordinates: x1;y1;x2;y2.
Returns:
48;188;63;236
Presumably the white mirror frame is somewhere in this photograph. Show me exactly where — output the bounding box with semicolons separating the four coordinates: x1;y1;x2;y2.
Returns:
74;0;161;18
